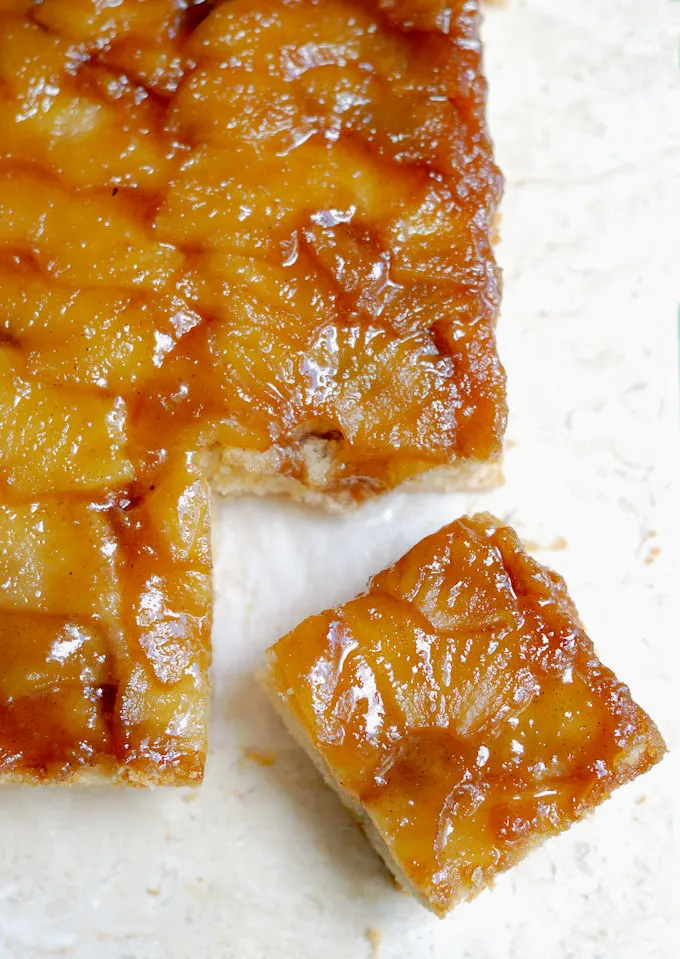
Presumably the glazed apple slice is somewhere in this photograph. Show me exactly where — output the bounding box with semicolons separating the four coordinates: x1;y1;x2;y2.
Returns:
264;513;666;915
0;347;134;497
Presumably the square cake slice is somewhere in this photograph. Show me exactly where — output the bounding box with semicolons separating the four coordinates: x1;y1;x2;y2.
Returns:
264;513;666;914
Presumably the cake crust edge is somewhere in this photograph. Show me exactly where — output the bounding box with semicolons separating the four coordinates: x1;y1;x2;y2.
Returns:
209;439;504;513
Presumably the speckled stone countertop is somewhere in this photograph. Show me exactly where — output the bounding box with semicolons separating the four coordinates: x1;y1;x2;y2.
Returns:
0;1;678;957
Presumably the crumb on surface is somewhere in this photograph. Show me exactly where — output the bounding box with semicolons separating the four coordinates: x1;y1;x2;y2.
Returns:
388;872;405;894
365;927;382;958
521;535;568;552
644;546;661;565
243;747;276;767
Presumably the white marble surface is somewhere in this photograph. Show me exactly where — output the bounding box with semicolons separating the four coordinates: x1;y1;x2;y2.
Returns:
1;1;679;956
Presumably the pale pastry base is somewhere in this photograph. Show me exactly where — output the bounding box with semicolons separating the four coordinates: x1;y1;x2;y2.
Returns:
0;762;204;787
208;438;503;513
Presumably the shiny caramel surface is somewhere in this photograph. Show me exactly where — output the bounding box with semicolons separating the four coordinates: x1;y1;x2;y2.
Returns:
0;0;504;781
266;514;666;914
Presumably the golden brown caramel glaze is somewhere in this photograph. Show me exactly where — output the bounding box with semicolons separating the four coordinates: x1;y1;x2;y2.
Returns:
265;514;666;915
0;0;504;782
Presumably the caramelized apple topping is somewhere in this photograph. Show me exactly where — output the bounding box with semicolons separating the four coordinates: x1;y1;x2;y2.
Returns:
0;0;505;781
265;514;666;914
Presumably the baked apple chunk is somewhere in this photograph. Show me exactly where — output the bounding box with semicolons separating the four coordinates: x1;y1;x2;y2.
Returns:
264;514;666;914
0;0;504;783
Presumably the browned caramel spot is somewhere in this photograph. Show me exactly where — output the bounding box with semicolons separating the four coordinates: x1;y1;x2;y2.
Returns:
243;747;276;767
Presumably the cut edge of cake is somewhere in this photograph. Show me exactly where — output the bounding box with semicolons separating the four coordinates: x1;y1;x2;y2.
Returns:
0;763;204;788
261;666;441;911
209;440;504;513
